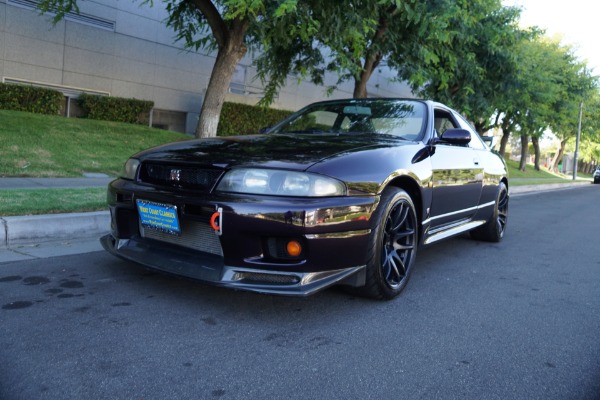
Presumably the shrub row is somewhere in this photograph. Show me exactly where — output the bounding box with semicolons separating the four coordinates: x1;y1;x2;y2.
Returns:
0;83;63;115
0;83;292;132
218;102;293;136
78;93;154;125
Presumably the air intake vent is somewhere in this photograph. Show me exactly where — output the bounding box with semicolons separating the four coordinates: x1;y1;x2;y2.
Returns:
8;0;115;31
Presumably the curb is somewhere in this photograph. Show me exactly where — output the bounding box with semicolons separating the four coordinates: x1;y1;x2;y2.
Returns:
1;211;110;248
509;181;591;195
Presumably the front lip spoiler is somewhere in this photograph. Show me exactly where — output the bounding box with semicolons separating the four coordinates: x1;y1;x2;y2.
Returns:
100;234;365;296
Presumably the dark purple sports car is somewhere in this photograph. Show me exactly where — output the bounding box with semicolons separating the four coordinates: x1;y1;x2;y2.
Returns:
101;98;508;299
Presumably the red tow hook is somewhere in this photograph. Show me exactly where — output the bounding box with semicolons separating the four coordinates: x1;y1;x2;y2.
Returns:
210;207;223;236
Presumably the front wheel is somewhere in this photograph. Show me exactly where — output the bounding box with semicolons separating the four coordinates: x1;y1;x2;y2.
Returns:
359;187;418;300
470;181;508;242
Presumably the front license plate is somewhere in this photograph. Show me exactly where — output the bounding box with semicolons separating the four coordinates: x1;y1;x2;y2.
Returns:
136;199;181;235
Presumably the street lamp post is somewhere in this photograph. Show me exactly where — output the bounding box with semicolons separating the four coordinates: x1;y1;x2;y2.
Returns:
573;101;583;180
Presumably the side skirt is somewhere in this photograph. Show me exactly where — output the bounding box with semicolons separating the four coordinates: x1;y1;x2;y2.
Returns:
423;219;486;245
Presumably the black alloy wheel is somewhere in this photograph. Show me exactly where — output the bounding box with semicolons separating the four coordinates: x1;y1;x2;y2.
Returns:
470;181;509;242
496;184;509;238
360;187;418;300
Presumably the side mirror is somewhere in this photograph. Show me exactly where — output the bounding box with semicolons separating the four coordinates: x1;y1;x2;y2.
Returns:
481;135;498;148
438;128;471;145
259;127;271;134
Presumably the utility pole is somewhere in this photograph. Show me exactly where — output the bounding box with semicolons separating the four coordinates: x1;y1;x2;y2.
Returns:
573;101;583;180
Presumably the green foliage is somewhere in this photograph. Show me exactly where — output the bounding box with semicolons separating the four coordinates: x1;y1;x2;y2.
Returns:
78;94;154;125
0;83;63;115
410;0;529;133
217;102;293;135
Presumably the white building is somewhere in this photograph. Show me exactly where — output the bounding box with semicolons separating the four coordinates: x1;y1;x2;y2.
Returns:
0;0;412;133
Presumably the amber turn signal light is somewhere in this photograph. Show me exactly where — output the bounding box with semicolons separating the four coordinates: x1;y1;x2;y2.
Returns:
286;240;302;257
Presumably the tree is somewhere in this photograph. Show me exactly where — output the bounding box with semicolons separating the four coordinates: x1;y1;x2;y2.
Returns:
495;37;596;171
410;0;527;135
254;0;464;104
37;0;300;138
546;63;598;172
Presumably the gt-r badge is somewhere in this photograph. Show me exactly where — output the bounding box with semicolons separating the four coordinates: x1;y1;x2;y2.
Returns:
169;169;181;182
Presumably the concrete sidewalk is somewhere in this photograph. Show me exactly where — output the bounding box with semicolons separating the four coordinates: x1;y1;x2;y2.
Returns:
0;177;595;263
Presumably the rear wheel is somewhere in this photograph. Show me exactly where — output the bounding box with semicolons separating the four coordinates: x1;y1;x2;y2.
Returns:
359;187;418;300
470;181;508;242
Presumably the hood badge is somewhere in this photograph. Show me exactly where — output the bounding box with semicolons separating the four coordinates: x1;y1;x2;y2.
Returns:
169;169;181;182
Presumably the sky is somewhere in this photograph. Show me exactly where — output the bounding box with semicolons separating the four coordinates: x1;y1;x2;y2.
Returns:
503;0;600;73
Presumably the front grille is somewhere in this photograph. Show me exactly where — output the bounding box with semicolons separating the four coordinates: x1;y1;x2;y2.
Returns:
140;219;223;256
139;163;223;191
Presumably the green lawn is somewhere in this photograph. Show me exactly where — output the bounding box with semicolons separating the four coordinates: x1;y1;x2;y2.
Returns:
0;110;189;215
0;109;187;177
0;188;107;216
504;159;588;186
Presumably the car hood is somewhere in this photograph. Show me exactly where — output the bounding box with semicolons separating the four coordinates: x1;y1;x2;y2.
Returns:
134;133;407;170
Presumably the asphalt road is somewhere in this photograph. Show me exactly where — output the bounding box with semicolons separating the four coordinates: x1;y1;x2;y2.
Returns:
1;186;599;400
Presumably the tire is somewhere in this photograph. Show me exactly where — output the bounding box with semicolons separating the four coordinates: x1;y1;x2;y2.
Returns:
358;187;418;300
470;181;508;242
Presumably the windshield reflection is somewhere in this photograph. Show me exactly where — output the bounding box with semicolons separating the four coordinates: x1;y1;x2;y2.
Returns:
269;99;426;141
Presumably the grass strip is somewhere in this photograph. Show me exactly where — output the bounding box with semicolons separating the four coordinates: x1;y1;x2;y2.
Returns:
510;178;588;186
0;188;107;216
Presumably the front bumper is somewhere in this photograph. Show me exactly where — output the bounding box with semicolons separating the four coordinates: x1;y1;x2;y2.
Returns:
102;178;378;296
101;234;365;296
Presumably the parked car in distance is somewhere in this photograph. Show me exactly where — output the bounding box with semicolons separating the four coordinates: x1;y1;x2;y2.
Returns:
593;166;600;184
101;98;509;300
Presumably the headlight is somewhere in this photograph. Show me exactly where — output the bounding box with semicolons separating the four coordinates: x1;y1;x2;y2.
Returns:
120;158;140;180
217;168;346;197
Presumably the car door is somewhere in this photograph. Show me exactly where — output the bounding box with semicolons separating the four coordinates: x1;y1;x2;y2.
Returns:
428;108;484;229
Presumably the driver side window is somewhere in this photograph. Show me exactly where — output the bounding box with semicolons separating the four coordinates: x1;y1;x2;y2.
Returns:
433;109;458;137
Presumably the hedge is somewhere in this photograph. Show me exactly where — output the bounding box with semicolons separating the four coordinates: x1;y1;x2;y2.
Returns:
0;83;63;115
217;102;293;136
78;93;154;125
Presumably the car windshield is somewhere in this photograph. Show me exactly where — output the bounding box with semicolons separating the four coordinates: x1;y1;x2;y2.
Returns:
268;99;426;141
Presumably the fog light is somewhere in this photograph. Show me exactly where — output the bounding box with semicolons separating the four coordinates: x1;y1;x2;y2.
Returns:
286;240;302;257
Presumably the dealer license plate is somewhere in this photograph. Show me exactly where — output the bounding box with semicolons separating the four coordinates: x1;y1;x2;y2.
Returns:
136;199;181;235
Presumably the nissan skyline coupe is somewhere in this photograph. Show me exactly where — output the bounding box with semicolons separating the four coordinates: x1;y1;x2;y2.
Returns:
100;98;509;300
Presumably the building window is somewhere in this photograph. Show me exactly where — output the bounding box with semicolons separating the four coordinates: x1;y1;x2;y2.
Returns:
7;0;116;31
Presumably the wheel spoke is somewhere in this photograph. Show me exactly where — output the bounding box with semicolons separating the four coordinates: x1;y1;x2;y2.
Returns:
394;228;415;239
390;205;408;232
383;249;406;281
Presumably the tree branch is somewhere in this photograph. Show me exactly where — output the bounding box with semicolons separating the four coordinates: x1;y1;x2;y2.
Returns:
191;0;228;47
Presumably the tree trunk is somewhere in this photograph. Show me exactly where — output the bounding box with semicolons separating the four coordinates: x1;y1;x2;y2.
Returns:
474;121;485;135
353;51;382;98
499;129;510;158
499;117;513;158
353;11;388;99
531;136;541;171
550;139;567;172
519;134;528;172
353;74;370;98
195;23;248;138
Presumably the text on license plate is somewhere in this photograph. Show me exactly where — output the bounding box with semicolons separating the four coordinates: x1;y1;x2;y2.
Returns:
136;199;181;235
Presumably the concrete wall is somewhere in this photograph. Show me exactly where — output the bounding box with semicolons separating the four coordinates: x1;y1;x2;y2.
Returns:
0;0;412;133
